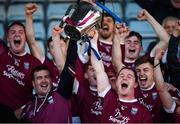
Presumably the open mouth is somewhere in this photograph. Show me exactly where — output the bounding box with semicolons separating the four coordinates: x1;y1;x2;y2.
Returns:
102;25;109;31
40;83;49;88
121;83;128;89
139;76;147;85
129;48;135;53
14;39;21;44
94;77;96;80
14;36;21;46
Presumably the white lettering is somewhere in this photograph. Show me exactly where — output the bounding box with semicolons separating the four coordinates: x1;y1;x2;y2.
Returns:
3;70;25;86
2;65;26;86
91;109;102;115
7;65;25;79
138;98;153;111
108;108;130;124
91;99;103;116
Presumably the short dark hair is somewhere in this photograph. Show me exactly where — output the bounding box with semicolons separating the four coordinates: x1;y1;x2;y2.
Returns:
134;55;154;68
102;12;115;24
7;21;25;32
117;66;138;83
126;31;142;46
31;65;51;80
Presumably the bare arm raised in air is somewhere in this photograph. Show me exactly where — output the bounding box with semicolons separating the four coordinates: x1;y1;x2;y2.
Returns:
137;9;170;57
25;3;44;62
90;29;110;94
154;48;176;113
51;26;67;73
112;23;128;74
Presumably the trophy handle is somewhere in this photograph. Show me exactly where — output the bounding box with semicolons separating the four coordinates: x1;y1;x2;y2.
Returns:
59;4;77;28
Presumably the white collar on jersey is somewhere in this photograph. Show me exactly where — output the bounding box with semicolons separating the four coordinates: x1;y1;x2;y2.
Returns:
140;82;155;91
99;39;112;45
119;98;138;103
9;48;27;56
124;59;135;63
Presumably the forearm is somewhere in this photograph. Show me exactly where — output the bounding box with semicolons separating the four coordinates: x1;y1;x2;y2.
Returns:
25;13;44;62
154;58;164;90
25;14;36;43
112;38;124;74
154;58;175;110
52;36;66;73
147;14;169;43
91;43;110;93
57;41;77;99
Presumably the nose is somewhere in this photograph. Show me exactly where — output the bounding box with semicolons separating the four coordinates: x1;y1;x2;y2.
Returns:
139;71;145;77
41;77;47;83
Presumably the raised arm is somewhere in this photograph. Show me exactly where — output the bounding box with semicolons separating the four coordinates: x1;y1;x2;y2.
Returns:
25;3;44;62
137;9;170;57
90;29;110;93
57;37;78;99
52;26;67;73
112;23;128;74
154;48;175;112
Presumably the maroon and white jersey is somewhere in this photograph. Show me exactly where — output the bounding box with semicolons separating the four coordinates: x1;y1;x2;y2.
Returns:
98;40;116;76
20;91;70;123
76;83;103;123
101;89;152;123
73;58;103;123
135;83;165;122
167;89;180;123
43;57;60;88
0;45;41;110
170;89;180;100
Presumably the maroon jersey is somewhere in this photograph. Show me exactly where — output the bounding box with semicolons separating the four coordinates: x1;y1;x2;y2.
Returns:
43;57;60;88
135;83;165;122
74;58;103;123
20;91;70;123
76;82;103;123
0;46;41;110
170;89;180;100
174;112;180;123
98;40;116;76
101;89;152;123
169;89;180;123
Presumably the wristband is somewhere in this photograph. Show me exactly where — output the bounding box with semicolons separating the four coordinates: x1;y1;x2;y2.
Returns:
154;63;160;68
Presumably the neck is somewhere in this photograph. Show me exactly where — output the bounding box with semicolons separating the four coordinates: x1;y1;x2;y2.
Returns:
10;48;26;56
118;94;135;101
99;35;113;43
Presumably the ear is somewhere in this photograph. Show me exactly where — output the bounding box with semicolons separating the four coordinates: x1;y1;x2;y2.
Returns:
140;46;143;52
134;82;138;88
84;72;88;79
32;81;35;88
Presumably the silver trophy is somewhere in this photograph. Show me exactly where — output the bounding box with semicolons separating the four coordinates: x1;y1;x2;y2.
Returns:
60;1;101;41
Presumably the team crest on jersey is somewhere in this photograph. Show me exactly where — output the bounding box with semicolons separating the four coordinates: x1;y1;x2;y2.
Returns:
131;107;138;115
24;62;30;70
47;96;54;104
121;105;127;111
152;92;158;100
